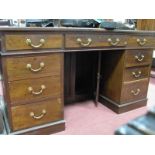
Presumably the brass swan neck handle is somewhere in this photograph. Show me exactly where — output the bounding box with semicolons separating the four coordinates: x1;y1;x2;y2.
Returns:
76;38;92;47
26;38;45;48
26;62;45;72
30;109;46;120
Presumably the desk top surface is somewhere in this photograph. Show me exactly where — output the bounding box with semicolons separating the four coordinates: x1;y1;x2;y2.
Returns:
0;27;155;35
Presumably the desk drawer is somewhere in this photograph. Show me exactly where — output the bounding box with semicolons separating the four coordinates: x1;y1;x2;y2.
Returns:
124;66;150;82
5;34;63;51
11;98;63;131
65;34;127;48
5;53;62;81
120;79;149;103
125;50;152;67
127;36;155;48
9;76;62;105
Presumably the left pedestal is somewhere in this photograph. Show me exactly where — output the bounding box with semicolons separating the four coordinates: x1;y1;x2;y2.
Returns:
0;53;65;135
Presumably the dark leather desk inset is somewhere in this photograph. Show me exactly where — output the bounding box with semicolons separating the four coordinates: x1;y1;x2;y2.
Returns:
0;27;155;135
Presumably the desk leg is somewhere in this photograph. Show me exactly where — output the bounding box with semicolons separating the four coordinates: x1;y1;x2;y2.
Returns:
95;51;102;105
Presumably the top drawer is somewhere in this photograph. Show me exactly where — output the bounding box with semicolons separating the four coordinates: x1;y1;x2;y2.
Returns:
65;34;127;48
5;53;63;81
5;34;63;51
125;50;153;67
127;36;155;48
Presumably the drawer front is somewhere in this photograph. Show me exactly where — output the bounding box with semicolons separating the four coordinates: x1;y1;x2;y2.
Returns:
125;50;152;67
5;53;63;81
9;76;62;105
11;98;63;131
5;34;63;51
127;36;155;48
120;79;149;103
124;66;150;82
65;34;127;48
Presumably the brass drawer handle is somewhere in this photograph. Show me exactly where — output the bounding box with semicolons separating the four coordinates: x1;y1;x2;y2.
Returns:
132;71;142;78
131;89;140;96
30;109;46;120
28;85;46;95
26;38;45;48
76;38;92;47
137;38;147;46
108;38;120;46
135;54;145;62
26;62;45;72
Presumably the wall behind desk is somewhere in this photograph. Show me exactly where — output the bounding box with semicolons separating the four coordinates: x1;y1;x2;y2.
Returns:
137;19;155;31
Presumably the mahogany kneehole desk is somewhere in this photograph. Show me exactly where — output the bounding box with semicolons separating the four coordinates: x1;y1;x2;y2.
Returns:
0;27;154;134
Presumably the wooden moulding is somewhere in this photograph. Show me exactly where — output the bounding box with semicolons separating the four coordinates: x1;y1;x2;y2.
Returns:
99;95;147;114
9;120;65;135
